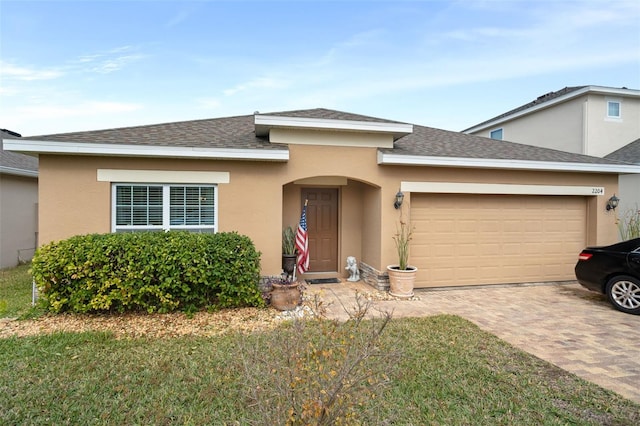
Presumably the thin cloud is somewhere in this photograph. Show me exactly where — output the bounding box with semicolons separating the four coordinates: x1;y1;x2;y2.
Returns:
166;9;191;28
196;98;222;109
0;62;63;81
89;54;144;74
14;101;142;119
73;46;144;74
223;77;289;96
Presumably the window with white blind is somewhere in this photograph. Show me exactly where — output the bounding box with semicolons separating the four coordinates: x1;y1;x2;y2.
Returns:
113;184;217;233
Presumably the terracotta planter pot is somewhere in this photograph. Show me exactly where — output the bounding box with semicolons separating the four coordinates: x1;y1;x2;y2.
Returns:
387;265;417;298
270;282;301;311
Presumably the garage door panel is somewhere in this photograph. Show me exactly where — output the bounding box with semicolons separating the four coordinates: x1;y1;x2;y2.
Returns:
411;194;586;287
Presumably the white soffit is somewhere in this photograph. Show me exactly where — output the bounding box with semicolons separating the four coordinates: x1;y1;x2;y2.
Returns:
378;152;640;174
401;181;605;196
3;139;289;161
254;115;413;139
98;169;230;183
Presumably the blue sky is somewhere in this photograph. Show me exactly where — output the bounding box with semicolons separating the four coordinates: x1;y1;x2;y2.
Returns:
1;0;639;136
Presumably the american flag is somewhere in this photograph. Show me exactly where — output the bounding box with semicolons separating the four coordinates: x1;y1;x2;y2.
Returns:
296;203;309;274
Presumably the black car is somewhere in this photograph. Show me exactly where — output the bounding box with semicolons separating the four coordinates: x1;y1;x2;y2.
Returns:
575;237;640;315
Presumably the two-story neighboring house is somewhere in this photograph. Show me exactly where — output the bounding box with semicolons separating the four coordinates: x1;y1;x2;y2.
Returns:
464;85;640;213
0;130;39;268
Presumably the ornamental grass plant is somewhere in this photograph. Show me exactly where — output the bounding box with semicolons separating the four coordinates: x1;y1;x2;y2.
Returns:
617;206;640;240
392;220;414;270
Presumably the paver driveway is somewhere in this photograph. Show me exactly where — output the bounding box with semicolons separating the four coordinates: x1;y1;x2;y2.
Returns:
308;281;640;403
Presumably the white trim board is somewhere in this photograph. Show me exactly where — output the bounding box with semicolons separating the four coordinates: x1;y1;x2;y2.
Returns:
401;182;605;196
3;139;289;161
254;114;413;138
379;152;640;174
0;167;38;178
98;169;230;184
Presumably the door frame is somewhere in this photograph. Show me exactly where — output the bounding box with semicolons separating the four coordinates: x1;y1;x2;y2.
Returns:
301;187;340;274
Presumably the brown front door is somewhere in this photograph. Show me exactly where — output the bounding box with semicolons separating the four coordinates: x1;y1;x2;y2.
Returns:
302;188;338;272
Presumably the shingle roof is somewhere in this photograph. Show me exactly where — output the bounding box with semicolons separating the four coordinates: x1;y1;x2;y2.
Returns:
15;107;625;166
384;123;625;165
1;131;38;174
605;138;640;164
265;108;406;124
22;108;404;150
25;114;278;150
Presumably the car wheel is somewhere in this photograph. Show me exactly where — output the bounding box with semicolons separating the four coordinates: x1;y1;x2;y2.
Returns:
605;276;640;315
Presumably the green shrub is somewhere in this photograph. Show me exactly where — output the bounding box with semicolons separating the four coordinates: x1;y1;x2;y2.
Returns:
31;231;264;314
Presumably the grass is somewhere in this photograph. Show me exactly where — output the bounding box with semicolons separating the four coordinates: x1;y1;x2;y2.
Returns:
0;263;36;318
1;265;639;425
2;317;639;425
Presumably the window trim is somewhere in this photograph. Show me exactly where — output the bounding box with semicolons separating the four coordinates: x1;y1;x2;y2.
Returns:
111;183;218;233
490;128;504;140
606;98;622;120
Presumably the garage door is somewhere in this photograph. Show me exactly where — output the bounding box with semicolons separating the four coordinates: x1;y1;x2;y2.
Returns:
411;194;586;288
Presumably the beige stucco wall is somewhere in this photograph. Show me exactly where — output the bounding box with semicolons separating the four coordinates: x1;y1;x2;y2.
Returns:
0;174;38;268
470;94;640;158
473;96;585;153
584;94;640;157
37;139;620;280
618;174;640;215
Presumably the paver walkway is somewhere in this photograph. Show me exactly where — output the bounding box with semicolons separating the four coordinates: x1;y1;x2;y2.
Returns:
307;281;640;404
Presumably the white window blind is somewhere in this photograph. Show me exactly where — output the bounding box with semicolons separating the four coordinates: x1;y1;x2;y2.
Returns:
113;184;217;233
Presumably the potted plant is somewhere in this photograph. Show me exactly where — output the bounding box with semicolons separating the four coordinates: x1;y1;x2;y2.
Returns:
282;226;297;276
387;220;417;298
268;275;302;311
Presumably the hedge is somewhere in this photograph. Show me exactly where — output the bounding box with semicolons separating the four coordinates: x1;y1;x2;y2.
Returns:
31;231;264;313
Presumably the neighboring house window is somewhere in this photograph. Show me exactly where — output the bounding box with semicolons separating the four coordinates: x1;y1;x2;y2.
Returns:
607;100;621;118
113;184;217;233
490;128;503;140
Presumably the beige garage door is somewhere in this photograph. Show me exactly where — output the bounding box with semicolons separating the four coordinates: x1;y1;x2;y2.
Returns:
411;194;586;288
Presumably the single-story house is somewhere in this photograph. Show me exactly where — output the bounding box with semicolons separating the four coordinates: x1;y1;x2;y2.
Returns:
5;109;640;288
1;129;39;268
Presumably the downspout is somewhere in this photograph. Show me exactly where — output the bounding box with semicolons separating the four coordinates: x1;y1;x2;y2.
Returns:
582;99;589;155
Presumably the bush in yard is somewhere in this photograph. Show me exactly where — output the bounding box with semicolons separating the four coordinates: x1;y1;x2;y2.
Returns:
31;231;264;313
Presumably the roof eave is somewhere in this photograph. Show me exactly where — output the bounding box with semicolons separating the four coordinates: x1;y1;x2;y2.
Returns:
463;85;640;133
0;166;38;178
2;139;290;162
377;152;640;174
254;114;413;139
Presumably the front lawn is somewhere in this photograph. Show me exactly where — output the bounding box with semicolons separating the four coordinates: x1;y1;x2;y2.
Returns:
1;315;638;425
0;263;33;318
1;264;638;424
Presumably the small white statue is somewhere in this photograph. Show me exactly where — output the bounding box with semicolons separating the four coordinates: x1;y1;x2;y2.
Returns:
345;256;360;282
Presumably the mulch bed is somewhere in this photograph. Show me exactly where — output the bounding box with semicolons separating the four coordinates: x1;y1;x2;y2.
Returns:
0;308;289;339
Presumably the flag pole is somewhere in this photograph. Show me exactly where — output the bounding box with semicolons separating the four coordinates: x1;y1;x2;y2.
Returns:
295;199;310;280
293;199;308;281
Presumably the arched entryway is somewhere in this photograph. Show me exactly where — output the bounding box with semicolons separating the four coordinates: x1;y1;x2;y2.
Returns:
282;177;380;280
